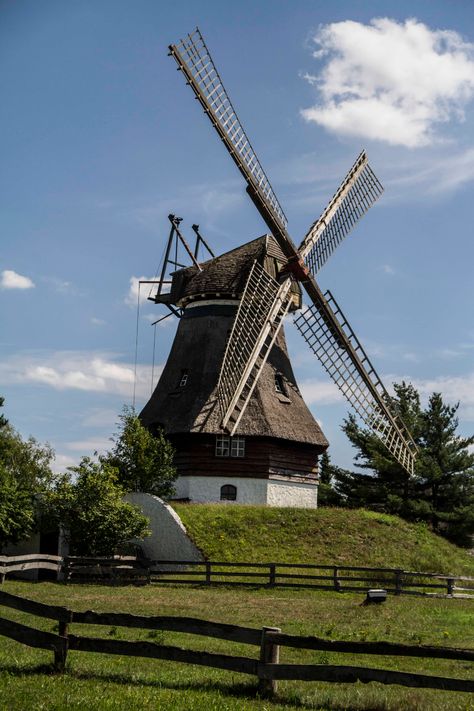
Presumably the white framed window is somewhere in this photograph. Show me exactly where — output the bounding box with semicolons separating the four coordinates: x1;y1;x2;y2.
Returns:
215;435;230;457
215;435;245;458
230;436;245;457
179;370;188;387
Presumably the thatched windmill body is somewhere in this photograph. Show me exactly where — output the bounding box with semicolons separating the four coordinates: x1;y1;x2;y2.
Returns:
140;29;417;507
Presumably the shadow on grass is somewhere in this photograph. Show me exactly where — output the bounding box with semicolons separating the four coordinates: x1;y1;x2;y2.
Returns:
0;662;388;711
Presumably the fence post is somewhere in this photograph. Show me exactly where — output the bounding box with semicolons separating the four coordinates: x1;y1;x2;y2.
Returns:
395;570;403;596
447;578;455;596
258;626;280;698
205;561;211;585
54;615;71;672
333;567;341;592
269;564;276;587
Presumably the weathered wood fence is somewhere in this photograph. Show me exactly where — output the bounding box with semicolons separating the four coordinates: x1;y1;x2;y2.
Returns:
150;560;474;598
0;590;472;697
0;554;62;583
1;555;473;598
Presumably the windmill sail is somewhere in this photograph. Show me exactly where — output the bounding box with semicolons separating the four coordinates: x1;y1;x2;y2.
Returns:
169;28;417;475
299;152;383;275
169;28;288;239
218;261;293;434
294;289;417;474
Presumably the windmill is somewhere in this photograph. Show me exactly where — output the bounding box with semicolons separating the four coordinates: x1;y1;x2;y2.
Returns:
140;28;417;506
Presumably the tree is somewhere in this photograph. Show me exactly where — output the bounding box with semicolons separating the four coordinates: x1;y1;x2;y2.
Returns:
105;406;177;498
45;457;150;556
337;382;474;545
0;397;55;550
0;462;36;551
317;451;343;506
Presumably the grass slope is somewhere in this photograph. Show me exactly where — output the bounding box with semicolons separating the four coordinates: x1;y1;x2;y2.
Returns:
173;505;474;575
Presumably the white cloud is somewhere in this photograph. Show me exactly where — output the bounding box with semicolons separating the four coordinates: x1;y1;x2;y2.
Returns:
91;317;106;326
299;378;344;405
125;276;159;307
381;264;395;275
0;350;161;400
1;270;35;290
385;371;474;421
65;437;111;453
51;453;77;474
301;18;474;147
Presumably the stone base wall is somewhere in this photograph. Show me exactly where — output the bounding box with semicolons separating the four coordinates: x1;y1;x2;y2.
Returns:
172;475;318;508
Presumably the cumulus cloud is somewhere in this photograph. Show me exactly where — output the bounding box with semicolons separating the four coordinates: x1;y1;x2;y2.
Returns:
301;18;474;147
299;378;344;405
0;350;160;400
125;276;159;307
1;270;35;290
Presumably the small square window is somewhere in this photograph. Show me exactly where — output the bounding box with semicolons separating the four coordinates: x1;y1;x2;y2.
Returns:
231;436;245;458
215;435;230;457
179;371;188;387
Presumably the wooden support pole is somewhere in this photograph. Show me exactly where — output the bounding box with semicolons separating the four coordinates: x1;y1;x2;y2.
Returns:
269;564;276;587
258;626;280;698
53;618;70;672
447;578;455;596
205;561;211;585
395;570;403;596
333;567;341;592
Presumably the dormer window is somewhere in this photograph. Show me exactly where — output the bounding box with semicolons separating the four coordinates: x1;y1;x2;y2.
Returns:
274;373;286;395
179;370;188;387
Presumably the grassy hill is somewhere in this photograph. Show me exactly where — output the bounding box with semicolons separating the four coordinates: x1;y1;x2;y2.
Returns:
172;504;474;575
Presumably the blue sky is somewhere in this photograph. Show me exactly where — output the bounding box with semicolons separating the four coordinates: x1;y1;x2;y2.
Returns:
1;0;474;472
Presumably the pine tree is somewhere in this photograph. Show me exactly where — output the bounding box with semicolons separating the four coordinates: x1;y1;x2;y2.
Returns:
337;383;474;546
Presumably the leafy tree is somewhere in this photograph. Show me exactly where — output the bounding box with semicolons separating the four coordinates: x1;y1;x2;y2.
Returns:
0;463;36;551
45;457;150;556
0;397;55;550
104;406;177;498
336;382;474;545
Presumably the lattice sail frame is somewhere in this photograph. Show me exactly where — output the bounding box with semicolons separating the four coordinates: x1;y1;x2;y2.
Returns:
169;28;288;235
299;152;384;275
217;261;293;434
294;292;417;474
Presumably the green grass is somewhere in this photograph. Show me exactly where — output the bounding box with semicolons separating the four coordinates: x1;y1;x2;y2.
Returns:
0;580;473;710
172;505;474;576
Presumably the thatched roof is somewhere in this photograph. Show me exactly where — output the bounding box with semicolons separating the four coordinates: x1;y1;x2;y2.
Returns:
140;301;328;448
167;234;299;307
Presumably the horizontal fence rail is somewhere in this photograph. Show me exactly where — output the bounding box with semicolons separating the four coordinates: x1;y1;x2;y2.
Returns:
0;554;62;582
1;555;473;598
0;590;472;697
149;560;474;599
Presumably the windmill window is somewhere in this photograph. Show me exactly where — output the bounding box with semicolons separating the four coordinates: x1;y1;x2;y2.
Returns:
274;373;286;395
215;435;245;458
230;436;245;457
179;370;188;387
215;435;230;457
220;484;237;501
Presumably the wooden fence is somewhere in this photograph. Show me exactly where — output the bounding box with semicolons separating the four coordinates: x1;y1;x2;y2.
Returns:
149;560;474;598
1;555;473;598
0;590;472;697
0;554;62;583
